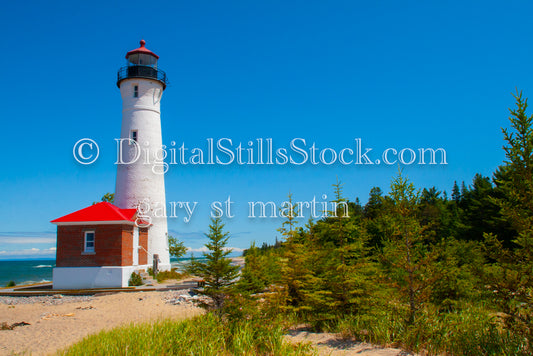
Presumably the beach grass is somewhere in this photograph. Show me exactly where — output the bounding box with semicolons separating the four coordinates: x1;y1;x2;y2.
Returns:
332;302;530;355
58;313;312;356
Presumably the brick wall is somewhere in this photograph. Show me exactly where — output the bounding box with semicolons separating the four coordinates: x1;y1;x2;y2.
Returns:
56;224;135;267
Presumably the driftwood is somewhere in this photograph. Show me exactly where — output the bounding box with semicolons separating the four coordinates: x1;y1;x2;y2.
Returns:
0;321;30;330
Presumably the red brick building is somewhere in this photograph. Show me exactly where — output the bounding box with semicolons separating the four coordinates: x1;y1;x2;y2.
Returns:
51;202;149;289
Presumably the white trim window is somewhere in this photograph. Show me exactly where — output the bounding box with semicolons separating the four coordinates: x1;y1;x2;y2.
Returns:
84;231;95;253
133;84;139;98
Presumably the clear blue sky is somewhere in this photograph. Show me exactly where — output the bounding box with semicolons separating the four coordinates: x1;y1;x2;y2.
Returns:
1;0;532;259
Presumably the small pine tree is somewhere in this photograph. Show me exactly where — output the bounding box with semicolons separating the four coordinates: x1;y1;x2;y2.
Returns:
194;218;239;315
323;178;376;318
277;192;309;311
278;192;299;239
183;252;199;276
486;90;533;343
380;169;435;324
237;242;281;294
168;235;187;260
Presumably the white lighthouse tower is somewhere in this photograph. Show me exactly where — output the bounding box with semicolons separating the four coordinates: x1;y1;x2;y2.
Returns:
115;40;170;270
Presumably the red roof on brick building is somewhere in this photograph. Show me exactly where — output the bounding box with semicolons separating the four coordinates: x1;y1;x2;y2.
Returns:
51;202;137;224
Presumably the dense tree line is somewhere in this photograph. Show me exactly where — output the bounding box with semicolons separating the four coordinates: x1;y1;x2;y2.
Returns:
188;91;532;355
231;91;533;355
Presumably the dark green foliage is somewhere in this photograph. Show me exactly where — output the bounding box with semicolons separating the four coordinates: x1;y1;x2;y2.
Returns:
364;187;383;219
6;280;15;287
418;186;456;241
128;272;143;286
459;174;511;243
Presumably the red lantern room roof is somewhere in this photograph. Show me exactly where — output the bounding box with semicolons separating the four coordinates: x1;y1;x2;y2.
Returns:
126;39;159;59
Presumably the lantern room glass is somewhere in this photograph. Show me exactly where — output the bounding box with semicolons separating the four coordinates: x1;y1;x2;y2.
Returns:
127;53;158;68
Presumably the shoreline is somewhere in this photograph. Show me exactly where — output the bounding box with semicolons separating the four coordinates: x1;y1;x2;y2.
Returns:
0;256;245;288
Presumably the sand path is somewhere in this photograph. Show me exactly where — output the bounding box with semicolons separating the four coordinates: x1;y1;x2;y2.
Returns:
285;330;415;356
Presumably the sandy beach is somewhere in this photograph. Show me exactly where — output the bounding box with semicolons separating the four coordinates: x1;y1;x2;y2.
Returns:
0;290;202;355
0;257;411;356
0;289;413;356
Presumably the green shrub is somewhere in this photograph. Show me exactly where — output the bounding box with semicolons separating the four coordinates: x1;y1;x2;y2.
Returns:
155;269;183;283
6;280;16;287
128;272;143;287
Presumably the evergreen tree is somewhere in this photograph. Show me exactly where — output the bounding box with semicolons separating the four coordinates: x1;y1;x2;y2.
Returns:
237;242;281;294
497;90;533;235
330;177;349;251
380;170;435;324
183;252;199;276
451;181;461;202
364;187;383;219
278;191;299;238
459;174;503;241
351;197;364;217
364;186;393;248
460;181;468;197
277;193;308;310
195;217;239;315
296;180;378;323
168;235;187;260
323;178;370;316
486;90;533;343
418;187;453;239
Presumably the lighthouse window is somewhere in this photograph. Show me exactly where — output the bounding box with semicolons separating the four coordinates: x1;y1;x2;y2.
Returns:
84;231;95;253
133;85;139;98
131;130;138;143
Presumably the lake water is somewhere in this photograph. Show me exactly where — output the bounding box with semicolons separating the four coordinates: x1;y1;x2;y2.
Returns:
0;259;55;286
